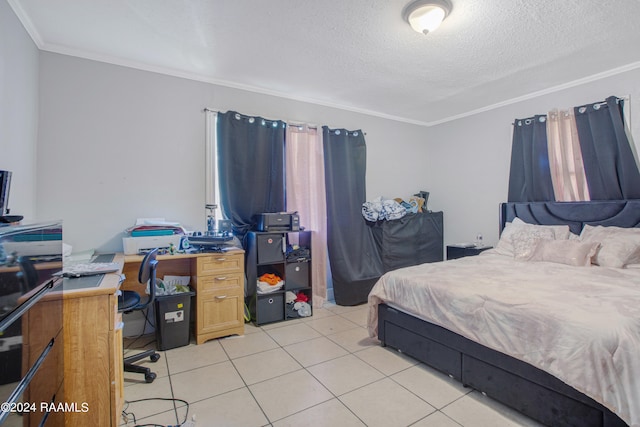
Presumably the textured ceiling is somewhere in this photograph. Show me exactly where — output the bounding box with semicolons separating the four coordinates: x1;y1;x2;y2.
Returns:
8;0;640;126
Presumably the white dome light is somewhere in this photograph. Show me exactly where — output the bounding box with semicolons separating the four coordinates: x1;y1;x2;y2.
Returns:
403;0;452;35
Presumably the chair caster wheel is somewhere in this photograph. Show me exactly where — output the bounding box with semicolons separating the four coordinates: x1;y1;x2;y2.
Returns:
150;354;160;363
145;372;156;383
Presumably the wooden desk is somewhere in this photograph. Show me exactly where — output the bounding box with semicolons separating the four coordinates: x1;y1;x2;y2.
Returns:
22;254;125;427
122;249;245;345
22;249;245;425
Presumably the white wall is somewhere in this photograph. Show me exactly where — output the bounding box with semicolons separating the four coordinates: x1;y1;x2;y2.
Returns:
0;1;39;221
28;45;640;256
425;66;640;248
37;52;429;253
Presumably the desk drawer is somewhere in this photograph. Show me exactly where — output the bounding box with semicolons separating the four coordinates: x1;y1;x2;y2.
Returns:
197;254;243;275
198;287;244;334
196;272;243;293
22;330;64;427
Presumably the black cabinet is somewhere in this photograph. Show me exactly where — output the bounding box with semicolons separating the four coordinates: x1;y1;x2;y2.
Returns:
446;244;492;260
246;231;312;325
370;211;444;272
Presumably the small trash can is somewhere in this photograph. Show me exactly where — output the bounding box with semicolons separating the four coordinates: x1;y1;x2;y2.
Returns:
154;291;195;350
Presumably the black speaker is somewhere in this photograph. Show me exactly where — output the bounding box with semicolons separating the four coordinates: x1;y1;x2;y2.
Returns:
218;219;232;234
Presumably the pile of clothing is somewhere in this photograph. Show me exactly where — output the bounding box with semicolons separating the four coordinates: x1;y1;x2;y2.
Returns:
257;273;284;294
362;196;426;222
286;244;310;262
285;291;312;317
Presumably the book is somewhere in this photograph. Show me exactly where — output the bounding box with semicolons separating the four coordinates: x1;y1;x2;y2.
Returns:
131;229;175;237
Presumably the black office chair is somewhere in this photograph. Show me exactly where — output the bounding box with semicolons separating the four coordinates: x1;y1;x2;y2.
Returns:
118;248;161;383
17;256;40;291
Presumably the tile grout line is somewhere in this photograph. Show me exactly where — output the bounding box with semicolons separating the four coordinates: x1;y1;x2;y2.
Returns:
263;312;370;426
128;305;480;426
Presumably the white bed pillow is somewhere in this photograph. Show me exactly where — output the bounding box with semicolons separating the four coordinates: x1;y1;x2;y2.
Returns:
579;225;640;268
494;217;571;259
527;239;600;267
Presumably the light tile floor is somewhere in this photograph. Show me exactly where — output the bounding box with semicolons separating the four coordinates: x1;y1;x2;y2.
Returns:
120;303;544;427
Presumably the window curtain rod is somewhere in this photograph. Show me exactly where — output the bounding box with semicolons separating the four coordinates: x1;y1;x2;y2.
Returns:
203;108;284;125
511;95;629;126
203;108;366;135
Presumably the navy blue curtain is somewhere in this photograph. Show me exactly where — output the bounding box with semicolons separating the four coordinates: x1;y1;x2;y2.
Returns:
508;96;640;202
507;115;555;202
574;96;640;200
217;111;286;240
322;127;383;306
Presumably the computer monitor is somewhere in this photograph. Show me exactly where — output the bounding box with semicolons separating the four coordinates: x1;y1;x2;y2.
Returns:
0;170;12;216
0;171;23;224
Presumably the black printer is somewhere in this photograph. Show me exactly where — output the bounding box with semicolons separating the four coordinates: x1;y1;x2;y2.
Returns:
253;212;300;232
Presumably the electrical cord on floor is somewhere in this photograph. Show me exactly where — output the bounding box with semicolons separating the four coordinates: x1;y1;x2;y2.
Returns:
124;307;157;350
144;306;156;330
121;397;191;427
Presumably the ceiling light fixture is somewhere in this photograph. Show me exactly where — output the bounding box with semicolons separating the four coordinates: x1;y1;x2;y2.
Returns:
403;0;452;35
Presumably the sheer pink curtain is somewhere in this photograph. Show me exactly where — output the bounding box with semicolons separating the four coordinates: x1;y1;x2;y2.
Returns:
547;109;590;201
285;124;328;307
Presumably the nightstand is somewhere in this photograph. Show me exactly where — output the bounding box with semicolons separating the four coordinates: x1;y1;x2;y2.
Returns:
446;244;492;260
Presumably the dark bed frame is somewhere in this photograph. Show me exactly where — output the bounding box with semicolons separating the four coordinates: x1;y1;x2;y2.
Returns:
378;200;640;427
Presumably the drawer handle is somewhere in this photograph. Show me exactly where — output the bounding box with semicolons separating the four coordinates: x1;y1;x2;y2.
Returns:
0;338;54;424
215;276;227;281
0;279;56;333
215;295;227;299
216;258;226;261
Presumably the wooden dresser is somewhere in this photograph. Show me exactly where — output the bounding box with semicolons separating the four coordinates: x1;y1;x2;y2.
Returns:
21;256;124;426
20;283;65;427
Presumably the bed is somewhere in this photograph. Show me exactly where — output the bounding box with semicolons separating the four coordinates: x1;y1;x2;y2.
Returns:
367;200;640;427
